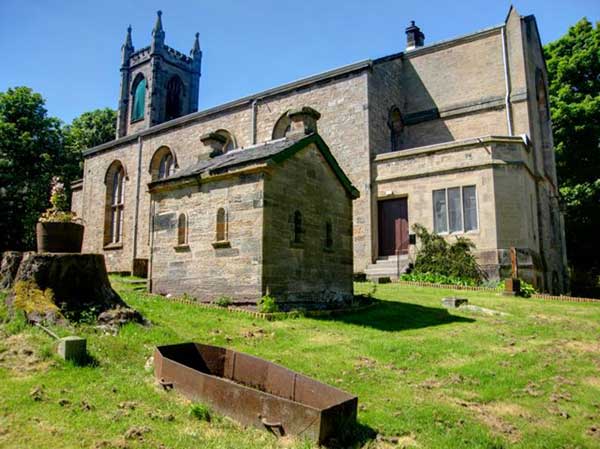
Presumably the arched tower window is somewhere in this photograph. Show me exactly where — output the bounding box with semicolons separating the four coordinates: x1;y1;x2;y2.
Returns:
131;75;146;122
165;75;184;121
293;210;303;244
104;161;126;246
389;107;404;152
272;112;291;139
150;146;176;181
215;130;237;153
216;208;227;242
177;213;188;245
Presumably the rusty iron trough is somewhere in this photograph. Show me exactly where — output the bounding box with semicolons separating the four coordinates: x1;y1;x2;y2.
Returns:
154;342;358;443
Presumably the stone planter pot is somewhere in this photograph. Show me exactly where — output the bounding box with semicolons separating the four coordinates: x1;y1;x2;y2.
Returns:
36;222;84;253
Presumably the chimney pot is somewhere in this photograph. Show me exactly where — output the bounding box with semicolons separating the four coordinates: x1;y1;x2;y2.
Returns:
286;106;321;136
200;132;228;158
405;21;425;50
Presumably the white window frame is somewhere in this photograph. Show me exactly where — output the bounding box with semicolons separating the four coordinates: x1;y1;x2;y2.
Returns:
432;185;479;235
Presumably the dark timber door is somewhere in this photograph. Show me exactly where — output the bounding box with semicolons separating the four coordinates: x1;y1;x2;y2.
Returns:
378;198;409;257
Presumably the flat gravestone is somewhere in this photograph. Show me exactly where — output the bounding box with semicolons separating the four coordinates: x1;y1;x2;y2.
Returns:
442;297;468;309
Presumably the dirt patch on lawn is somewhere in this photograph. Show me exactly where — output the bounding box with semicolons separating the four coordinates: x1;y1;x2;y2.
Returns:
0;333;54;375
453;398;522;443
565;340;600;354
584;377;600;389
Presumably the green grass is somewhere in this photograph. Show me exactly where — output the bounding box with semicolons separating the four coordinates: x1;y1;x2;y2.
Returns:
1;279;600;448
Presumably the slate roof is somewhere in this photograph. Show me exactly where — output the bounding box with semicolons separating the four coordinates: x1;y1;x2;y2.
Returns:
149;133;360;199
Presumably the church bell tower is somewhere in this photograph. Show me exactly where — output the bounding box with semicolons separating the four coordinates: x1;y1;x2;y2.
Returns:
116;11;202;138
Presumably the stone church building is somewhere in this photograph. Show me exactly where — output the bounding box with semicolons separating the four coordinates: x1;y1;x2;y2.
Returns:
72;6;568;294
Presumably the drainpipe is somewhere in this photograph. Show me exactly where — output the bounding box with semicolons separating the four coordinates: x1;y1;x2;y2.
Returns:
251;99;258;144
132;135;143;268
501;25;514;136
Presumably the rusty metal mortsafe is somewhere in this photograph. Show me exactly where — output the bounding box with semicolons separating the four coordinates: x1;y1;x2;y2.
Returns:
154;342;358;443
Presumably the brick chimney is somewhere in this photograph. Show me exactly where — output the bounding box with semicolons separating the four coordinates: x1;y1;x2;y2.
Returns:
405;21;425;50
286;107;321;136
201;132;227;158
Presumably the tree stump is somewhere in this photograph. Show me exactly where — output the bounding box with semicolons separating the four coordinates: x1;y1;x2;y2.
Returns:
0;251;26;290
8;253;126;321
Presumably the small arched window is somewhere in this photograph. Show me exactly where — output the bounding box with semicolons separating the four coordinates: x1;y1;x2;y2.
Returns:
272;112;291;140
131;75;146;122
166;75;184;121
389;107;404;152
104;161;126;246
293;211;303;244
177;213;188;245
536;69;549;123
216;208;227;242
150;146;176;181
325;221;333;249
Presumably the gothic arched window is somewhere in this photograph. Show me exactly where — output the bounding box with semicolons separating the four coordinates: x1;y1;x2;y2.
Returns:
104;161;126;246
150;146;176;181
389;107;404;152
216;208;227;242
293;210;303;244
325;220;333;249
272;112;291;139
165;75;184;121
131;75;146;122
177;213;188;246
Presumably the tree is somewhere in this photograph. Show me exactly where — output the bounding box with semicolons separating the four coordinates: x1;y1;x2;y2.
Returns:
62;108;116;179
544;19;600;293
0;87;64;251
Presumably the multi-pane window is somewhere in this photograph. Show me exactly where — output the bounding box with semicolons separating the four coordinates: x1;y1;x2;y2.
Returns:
106;163;125;245
433;186;478;234
158;153;174;179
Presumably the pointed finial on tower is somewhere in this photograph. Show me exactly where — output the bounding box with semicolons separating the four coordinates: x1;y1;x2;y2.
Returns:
153;10;163;33
151;10;165;51
121;24;134;65
124;25;133;48
191;32;201;56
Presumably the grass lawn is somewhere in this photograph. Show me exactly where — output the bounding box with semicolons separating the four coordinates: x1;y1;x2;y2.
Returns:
1;279;600;449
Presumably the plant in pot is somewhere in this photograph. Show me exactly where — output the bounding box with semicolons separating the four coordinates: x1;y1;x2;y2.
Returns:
37;177;84;253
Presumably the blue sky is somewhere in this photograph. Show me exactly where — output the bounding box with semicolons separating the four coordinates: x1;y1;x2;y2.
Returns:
1;0;598;124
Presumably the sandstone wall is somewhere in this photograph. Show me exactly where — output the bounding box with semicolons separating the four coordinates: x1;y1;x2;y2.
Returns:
263;144;354;306
150;173;264;301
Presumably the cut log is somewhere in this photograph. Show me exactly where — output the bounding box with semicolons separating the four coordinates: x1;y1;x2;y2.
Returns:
9;253;126;321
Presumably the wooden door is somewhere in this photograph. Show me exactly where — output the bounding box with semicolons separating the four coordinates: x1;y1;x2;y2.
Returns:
378;198;409;257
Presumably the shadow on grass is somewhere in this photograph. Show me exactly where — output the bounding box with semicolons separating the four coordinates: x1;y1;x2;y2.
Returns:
315;299;475;332
67;352;100;368
322;420;377;448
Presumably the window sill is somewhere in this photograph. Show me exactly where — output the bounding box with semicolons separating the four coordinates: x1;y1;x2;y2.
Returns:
130;117;144;124
290;241;304;249
212;240;231;249
104;243;123;251
323;247;334;253
174;244;190;251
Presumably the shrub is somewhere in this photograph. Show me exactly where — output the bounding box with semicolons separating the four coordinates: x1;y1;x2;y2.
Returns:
189;403;211;422
215;296;233;308
518;279;537;298
257;294;278;313
411;224;485;284
400;272;478;286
